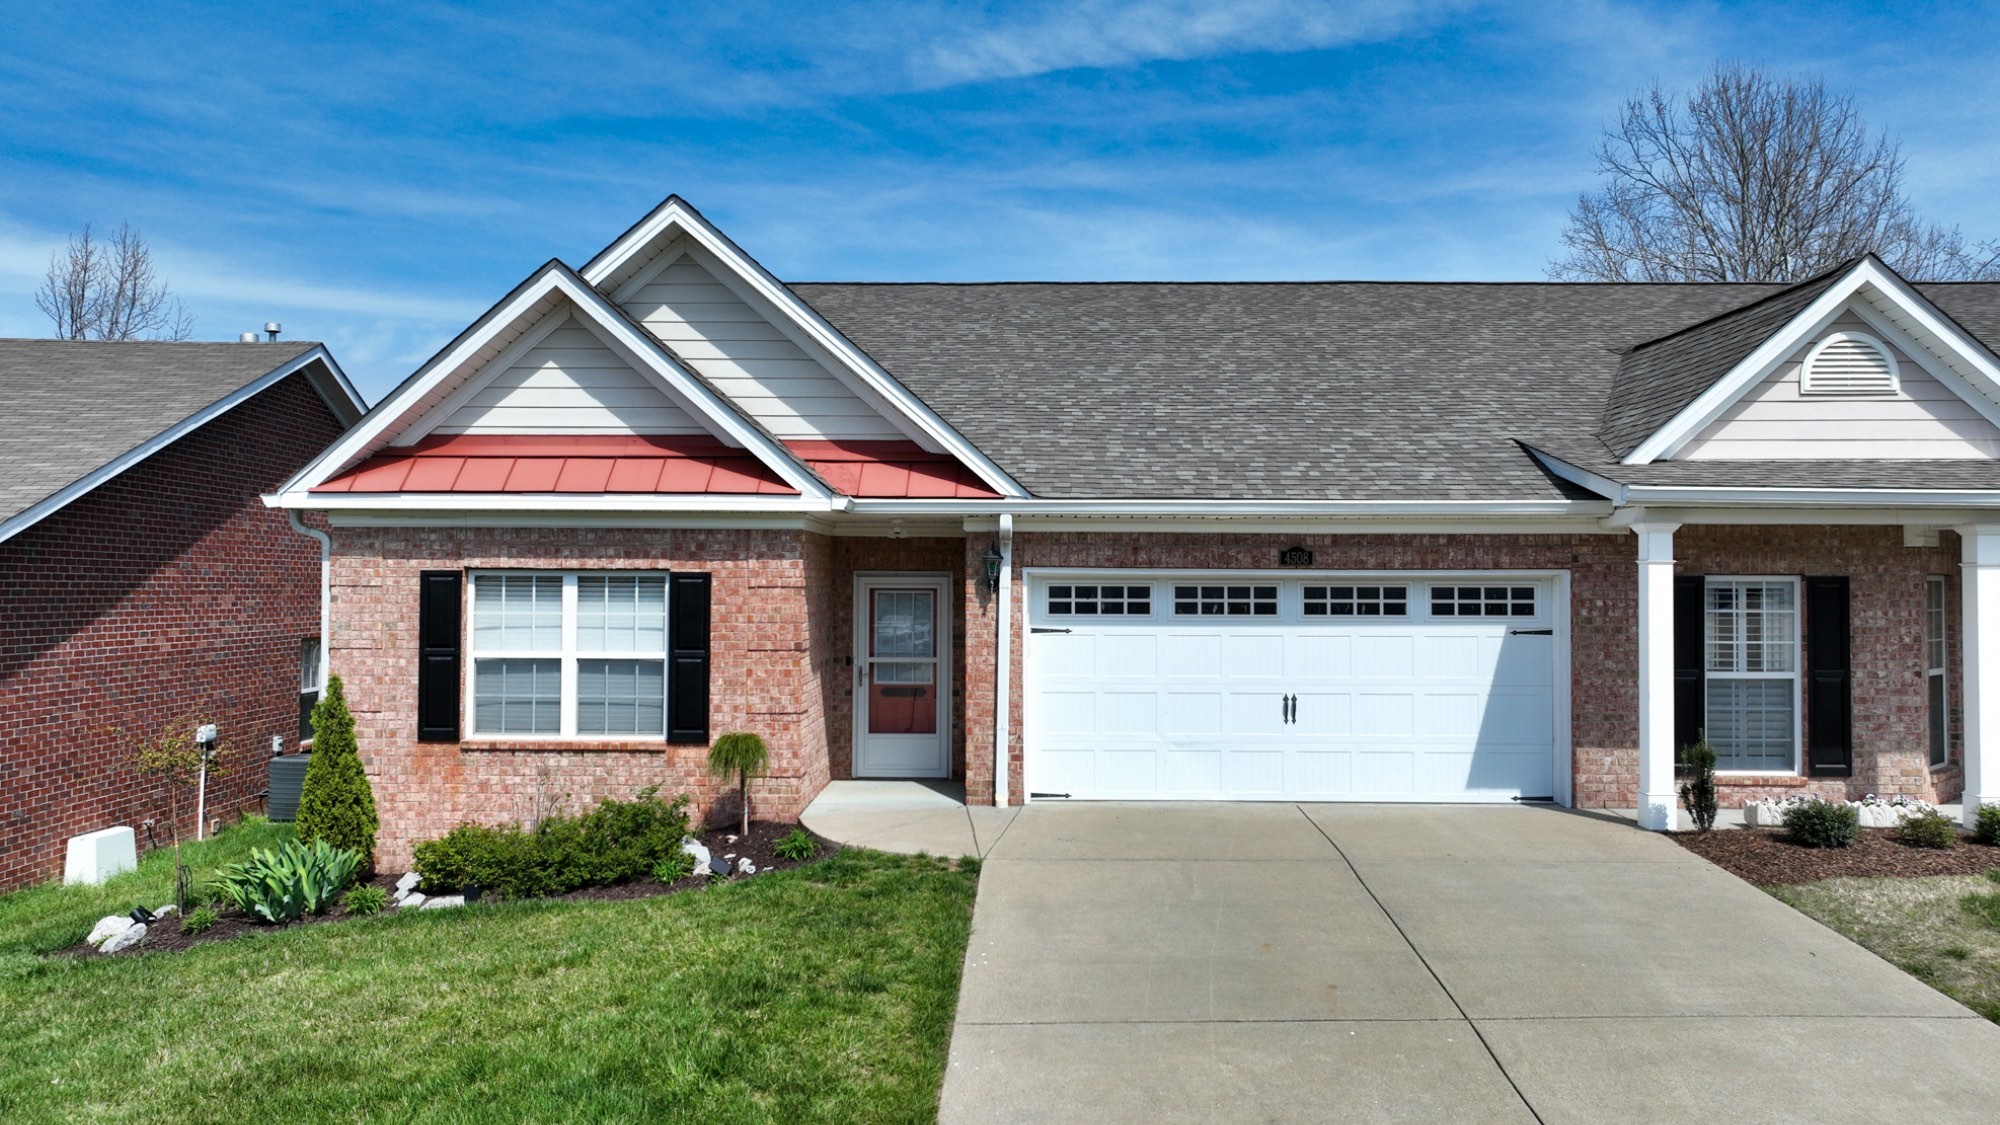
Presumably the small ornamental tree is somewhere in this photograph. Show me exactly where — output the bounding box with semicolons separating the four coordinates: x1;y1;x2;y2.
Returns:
707;732;769;837
1677;732;1719;833
296;674;379;870
115;712;221;911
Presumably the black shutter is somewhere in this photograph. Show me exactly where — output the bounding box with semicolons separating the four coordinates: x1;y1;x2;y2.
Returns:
1805;576;1853;777
1673;575;1705;757
417;570;462;742
667;572;712;745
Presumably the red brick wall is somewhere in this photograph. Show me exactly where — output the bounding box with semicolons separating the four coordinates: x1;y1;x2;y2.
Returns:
959;527;1960;810
0;371;345;890
331;527;838;870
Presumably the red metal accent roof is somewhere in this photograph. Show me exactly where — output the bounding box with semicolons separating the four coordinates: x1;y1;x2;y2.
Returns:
313;434;798;494
785;440;1001;499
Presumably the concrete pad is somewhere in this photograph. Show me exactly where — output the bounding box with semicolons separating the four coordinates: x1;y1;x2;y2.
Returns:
799;806;979;858
956;858;1456;1022
1354;856;1970;1019
803;779;967;810
941;1021;1536;1125
987;801;1337;861
966;806;1020;857
1479;1015;2000;1124
1304;803;1701;864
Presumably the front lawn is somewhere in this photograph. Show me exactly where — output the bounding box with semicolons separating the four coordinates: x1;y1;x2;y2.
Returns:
1772;873;2000;1023
0;846;976;1123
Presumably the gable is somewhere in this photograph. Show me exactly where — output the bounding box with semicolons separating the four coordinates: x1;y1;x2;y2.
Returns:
428;310;709;437
1679;311;2000;460
617;242;907;441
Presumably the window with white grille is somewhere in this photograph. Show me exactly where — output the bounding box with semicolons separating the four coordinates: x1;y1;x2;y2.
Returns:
1304;585;1408;616
1705;578;1798;771
1173;584;1278;616
1047;584;1152;616
469;572;668;737
1801;332;1899;396
1430;585;1536;617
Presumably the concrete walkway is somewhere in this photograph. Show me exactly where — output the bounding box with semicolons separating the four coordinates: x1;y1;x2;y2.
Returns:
801;781;1020;858
924;802;2000;1124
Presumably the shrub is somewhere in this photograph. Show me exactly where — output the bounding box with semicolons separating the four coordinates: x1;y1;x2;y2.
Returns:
652;850;696;883
342;884;389;916
180;907;217;935
296;675;379;869
708;732;769;837
773;828;817;862
413;788;693;900
1783;797;1859;849
1976;805;2000;847
208;839;361;924
1676;734;1718;833
1898;809;1960;850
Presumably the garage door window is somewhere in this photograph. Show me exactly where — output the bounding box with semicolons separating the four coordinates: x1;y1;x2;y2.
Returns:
1047;584;1152;616
1431;585;1536;616
1173;584;1278;616
1705;579;1798;772
1303;585;1408;616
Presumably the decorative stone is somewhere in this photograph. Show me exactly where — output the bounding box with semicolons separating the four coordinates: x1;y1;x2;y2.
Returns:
153;904;177;918
401;892;426;909
99;923;146;954
420;895;464;910
737;858;757;875
396;872;422;894
87;915;134;946
681;838;711;875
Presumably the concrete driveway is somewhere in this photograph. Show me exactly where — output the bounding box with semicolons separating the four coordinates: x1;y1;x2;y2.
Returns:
938;803;2000;1124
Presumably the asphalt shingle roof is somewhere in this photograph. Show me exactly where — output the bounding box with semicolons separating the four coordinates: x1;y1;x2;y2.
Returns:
0;338;317;525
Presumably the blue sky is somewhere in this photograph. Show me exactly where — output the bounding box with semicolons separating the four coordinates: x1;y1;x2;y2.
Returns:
3;1;1997;402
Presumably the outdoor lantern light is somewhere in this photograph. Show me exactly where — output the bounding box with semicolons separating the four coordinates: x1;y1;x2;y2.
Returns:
983;546;1003;593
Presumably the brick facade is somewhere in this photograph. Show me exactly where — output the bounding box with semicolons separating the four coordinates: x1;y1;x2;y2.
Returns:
0;372;346;890
338;522;1965;866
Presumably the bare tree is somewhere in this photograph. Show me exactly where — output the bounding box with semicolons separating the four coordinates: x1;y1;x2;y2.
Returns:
1550;65;2000;283
34;222;195;340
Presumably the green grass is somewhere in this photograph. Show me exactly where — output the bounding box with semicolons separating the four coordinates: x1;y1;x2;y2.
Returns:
0;817;294;957
1772;872;2000;1022
0;846;977;1123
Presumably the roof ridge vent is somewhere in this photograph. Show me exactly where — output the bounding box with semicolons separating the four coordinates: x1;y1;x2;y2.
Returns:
1801;331;1898;397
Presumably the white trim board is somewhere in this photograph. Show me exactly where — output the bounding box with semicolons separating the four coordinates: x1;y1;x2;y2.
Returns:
851;572;954;780
268;261;830;504
578;196;1028;499
1626;257;2000;465
2;346;364;545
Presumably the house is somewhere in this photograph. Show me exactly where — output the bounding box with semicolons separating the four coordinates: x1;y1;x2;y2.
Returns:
268;196;2000;869
0;339;365;889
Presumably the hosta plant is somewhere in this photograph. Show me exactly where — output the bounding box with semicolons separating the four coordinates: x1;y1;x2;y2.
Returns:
208;839;361;924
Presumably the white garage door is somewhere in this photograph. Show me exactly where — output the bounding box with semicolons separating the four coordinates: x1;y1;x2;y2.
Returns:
1025;574;1562;802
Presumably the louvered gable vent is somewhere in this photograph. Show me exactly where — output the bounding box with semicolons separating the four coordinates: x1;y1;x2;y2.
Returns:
1801;332;1899;396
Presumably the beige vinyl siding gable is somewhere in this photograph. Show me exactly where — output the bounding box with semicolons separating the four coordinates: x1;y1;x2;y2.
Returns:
434;313;709;435
1679;312;2000;460
620;247;907;441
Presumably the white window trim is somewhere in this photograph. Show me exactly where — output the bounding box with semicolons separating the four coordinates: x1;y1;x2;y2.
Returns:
1929;574;1951;771
1705;575;1804;776
464;569;671;741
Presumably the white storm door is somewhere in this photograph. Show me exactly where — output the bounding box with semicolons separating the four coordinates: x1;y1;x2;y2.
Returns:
854;577;950;778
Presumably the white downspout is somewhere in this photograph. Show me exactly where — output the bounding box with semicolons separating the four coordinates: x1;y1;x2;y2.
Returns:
288;510;331;693
994;513;1014;808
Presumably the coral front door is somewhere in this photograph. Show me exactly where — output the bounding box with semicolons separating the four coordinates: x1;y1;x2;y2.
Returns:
854;576;950;778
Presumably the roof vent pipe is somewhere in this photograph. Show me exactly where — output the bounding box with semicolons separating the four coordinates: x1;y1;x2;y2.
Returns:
264;322;282;342
238;332;259;343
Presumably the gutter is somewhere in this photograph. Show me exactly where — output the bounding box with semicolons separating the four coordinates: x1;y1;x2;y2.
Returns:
288;510;331;693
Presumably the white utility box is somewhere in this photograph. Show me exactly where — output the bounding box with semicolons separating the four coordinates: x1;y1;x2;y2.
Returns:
64;827;137;885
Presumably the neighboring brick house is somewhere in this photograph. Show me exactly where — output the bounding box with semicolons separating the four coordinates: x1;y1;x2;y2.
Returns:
270;197;2000;869
0;339;364;889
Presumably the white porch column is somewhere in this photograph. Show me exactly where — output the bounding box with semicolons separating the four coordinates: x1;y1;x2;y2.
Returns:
1633;520;1681;831
1960;526;2000;827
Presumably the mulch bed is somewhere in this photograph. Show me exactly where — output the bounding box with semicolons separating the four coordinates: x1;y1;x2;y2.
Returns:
1672;827;2000;886
67;820;838;958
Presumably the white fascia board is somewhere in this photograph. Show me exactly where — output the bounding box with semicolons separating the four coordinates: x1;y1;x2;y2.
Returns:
1606;506;2000;527
1623;485;2000;507
328;512;825;531
1624;262;1876;465
580;198;1030;499
1847;286;2000;432
980;516;1624;535
274;492;844;513
849;497;1614;517
270;264;829;504
3;346;347;545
